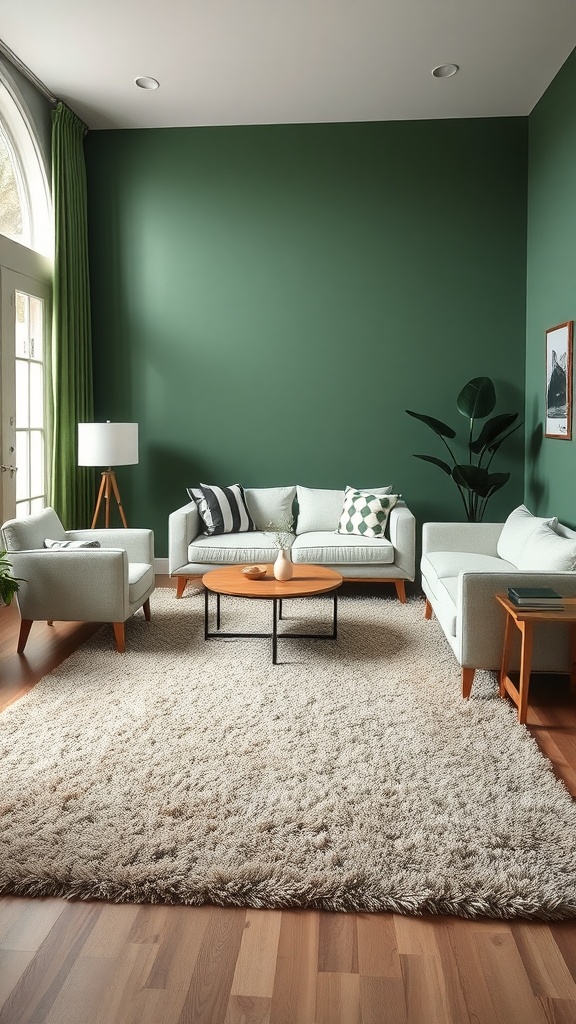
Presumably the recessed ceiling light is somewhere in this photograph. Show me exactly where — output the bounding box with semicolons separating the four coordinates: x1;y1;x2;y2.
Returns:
135;76;160;90
432;64;459;79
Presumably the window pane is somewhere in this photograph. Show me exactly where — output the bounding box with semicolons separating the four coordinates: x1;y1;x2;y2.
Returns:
15;291;29;357
30;296;43;360
29;363;43;428
30;496;44;514
30;430;43;497
16;432;29;501
16;501;31;519
0;126;24;242
15;359;29;427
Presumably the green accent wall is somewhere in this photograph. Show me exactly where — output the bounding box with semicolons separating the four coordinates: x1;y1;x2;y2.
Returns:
526;48;576;524
85;118;528;555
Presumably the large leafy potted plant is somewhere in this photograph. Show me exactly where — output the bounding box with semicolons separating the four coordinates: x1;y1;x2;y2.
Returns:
406;376;521;522
0;550;24;606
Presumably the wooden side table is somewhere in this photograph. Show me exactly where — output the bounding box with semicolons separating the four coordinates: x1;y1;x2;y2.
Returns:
495;593;576;724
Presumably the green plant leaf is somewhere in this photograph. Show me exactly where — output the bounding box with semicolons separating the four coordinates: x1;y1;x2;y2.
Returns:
470;412;518;454
406;410;456;439
457;377;496;420
487;420;523;454
452;464;491;495
413;454;453;475
486;472;510;494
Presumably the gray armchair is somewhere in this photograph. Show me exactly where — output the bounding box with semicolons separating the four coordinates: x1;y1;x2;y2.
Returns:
1;506;155;654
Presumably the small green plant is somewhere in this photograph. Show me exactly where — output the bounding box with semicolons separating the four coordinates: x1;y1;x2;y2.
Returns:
265;515;295;550
0;550;25;606
406;376;522;522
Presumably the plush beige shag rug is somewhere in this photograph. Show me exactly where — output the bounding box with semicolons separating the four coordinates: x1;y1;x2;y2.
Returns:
1;587;575;919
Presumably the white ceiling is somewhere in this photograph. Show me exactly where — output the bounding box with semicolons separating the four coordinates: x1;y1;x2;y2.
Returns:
2;0;576;131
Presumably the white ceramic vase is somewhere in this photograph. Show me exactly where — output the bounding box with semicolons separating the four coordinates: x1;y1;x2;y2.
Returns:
273;548;293;581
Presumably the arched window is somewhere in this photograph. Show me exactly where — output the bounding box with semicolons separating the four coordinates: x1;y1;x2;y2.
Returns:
0;70;53;522
0;77;52;258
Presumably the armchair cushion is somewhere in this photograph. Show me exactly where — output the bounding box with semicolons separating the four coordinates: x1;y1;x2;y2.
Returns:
496;504;558;565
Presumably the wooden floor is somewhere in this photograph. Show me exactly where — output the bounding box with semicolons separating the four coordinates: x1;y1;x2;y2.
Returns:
1;579;575;1024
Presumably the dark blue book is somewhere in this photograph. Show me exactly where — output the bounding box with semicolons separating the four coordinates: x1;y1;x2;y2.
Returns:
507;586;562;601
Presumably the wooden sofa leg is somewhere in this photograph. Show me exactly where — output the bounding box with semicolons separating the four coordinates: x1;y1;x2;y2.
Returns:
17;619;33;654
143;599;151;622
176;577;188;599
113;622;126;653
394;581;406;603
424;599;432;620
462;667;475;699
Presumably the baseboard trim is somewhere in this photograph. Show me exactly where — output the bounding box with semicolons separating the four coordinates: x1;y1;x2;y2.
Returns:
155;557;169;574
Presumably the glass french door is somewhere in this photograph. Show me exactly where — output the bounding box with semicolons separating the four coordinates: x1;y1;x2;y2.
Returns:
1;268;51;524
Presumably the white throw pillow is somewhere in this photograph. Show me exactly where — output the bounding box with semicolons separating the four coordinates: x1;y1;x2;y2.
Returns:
496;504;558;566
516;523;576;571
244;486;296;531
296;485;393;535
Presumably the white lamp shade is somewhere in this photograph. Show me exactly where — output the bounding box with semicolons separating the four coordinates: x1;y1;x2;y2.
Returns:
78;422;139;467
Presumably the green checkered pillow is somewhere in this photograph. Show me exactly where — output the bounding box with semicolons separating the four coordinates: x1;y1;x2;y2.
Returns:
337;488;399;538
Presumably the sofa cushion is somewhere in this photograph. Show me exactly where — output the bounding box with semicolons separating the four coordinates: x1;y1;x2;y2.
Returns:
292;531;394;565
516;522;576;571
188;531;278;564
188;484;255;536
496;504;558;566
337;489;398;539
296;485;392;535
421;550;517;597
244;486;296;531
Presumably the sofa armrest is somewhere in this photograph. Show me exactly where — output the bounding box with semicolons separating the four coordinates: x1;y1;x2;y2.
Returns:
168;501;201;574
66;528;154;564
422;521;504;557
389;503;416;580
458;570;576;667
10;548;130;622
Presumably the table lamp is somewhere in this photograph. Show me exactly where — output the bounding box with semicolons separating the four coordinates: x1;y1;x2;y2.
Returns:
78;421;138;528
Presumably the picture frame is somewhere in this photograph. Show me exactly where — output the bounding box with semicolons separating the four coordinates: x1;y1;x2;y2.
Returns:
545;321;573;439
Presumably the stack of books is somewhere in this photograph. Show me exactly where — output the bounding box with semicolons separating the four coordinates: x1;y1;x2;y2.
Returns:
507;586;564;610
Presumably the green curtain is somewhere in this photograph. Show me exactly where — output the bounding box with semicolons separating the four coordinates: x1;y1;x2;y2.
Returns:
50;101;94;528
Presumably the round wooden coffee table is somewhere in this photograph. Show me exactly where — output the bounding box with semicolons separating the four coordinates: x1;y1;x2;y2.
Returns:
202;564;343;664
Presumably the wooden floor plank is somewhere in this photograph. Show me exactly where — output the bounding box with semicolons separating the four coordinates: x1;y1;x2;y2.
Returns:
229;909;282;999
511;922;576;1000
356;913;402;978
269;910;319;1024
315;971;360;1024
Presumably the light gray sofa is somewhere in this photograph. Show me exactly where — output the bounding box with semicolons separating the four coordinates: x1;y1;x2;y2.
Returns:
169;485;415;601
421;505;576;698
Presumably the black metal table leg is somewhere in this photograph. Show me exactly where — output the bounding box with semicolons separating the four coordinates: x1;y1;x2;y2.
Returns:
204;587;209;640
216;592;221;631
272;598;278;664
333;593;338;639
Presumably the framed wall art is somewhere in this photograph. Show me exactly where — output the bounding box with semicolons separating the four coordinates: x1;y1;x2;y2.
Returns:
545;320;573;439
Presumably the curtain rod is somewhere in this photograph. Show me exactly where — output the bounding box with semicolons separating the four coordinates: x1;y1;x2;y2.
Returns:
0;38;57;104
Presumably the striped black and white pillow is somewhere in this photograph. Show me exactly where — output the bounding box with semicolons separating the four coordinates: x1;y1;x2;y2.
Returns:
188;483;256;536
44;538;101;549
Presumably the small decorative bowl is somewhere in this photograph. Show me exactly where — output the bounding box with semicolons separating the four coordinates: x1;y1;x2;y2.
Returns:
241;564;268;580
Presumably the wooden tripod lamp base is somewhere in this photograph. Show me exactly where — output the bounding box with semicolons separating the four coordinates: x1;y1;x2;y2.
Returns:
91;470;129;529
